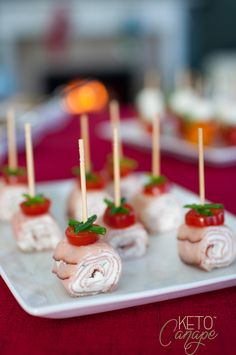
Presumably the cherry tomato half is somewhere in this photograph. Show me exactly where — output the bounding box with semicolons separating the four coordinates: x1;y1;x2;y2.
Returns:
143;181;171;196
20;198;51;216
103;203;136;229
66;226;99;246
86;172;106;190
106;156;137;178
3;171;27;185
185;208;224;227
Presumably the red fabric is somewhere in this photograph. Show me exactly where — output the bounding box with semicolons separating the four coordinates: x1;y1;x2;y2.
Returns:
0;106;236;355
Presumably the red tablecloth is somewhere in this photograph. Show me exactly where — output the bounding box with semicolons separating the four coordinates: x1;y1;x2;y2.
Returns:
0;106;235;355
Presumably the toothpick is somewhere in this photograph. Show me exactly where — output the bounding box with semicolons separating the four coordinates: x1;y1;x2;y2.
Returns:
80;114;91;172
78;139;88;222
25;123;35;197
113;127;121;207
198;128;205;205
174;71;182;91
7;109;18;170
144;69;160;88
196;75;204;96
109;100;123;157
175;69;192;90
152;115;160;177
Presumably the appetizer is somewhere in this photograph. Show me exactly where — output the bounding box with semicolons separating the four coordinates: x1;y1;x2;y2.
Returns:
179;98;217;146
67;168;109;220
178;203;236;271
0;167;28;221
106;154;142;201
168;69;196;121
0;109;28;221
133;175;181;234
177;128;236;271
67;114;109;219
168;87;197;122
102;197;148;260
103;127;148;259
132;117;181;233
216;100;236;145
12;193;62;252
106;100;143;201
11;123;62;251
136;95;164;133
136;70;164;133
53;215;122;296
53;139;122;297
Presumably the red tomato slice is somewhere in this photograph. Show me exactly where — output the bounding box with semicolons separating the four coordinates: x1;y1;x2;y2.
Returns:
106;156;137;179
77;172;106;190
103;203;136;229
20;198;51;216
3;172;27;185
120;165;134;178
86;172;106;190
185;208;224;227
143;181;171;196
107;163;134;178
66;226;99;246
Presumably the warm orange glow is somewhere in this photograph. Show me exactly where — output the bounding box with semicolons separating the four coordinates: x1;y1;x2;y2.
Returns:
64;80;108;114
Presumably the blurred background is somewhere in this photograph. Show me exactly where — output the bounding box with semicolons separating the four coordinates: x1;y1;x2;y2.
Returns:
1;0;236;164
1;0;236;98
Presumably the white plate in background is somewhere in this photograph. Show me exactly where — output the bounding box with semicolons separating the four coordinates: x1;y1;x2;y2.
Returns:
0;179;235;319
97;119;236;166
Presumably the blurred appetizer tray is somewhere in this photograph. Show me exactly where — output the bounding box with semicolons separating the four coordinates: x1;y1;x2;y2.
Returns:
0;179;236;319
97;119;236;166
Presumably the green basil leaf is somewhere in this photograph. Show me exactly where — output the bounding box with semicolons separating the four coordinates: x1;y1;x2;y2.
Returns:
184;203;224;216
104;198;114;207
22;193;46;206
89;225;106;235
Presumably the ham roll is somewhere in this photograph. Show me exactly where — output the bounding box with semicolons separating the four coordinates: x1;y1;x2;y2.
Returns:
11;212;62;252
103;222;149;260
0;184;27;222
52;238;122;297
67;183;108;220
133;192;182;234
177;224;236;271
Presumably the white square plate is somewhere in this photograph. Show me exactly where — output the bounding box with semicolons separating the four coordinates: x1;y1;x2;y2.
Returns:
97;119;236;166
0;179;236;319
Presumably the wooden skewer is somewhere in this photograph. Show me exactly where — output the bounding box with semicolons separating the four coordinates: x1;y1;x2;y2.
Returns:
174;71;182;91
113;127;121;207
80;114;91;172
7;109;18;170
152;115;160;177
144;69;160;89
78;139;88;222
109;100;123;157
195;75;204;96
25;123;35;197
198;128;205;205
175;69;192;90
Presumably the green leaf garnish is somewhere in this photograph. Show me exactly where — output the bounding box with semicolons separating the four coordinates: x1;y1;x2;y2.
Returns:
107;155;138;170
184;203;224;216
145;175;167;188
68;215;106;235
120;157;138;169
22;193;46;206
72;166;98;182
104;197;129;215
2;166;26;176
